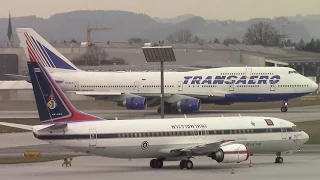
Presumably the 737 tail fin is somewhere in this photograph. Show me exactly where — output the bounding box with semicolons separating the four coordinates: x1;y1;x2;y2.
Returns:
17;28;82;72
27;61;103;124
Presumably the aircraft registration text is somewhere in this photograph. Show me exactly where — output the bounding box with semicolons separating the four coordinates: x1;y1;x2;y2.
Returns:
171;124;207;129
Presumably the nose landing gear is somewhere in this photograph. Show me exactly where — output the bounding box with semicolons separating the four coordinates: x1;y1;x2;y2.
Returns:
281;100;288;112
275;152;284;163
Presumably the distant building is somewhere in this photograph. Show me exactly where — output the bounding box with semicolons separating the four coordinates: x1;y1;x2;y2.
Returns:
1;38;320;78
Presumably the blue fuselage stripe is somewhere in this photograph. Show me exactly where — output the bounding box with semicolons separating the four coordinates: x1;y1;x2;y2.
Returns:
200;92;310;104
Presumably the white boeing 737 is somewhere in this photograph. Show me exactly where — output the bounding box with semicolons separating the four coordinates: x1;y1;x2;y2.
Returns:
0;61;309;169
12;28;318;114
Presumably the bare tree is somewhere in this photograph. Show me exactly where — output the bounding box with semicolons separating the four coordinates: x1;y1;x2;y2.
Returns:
193;36;200;43
167;34;175;43
193;36;205;45
72;46;109;66
166;28;193;43
223;38;240;46
128;37;149;44
243;22;280;46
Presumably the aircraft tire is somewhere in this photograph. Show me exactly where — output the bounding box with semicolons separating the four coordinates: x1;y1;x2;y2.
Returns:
275;157;283;163
154;159;163;168
185;160;193;169
150;159;156;168
179;160;186;169
281;107;287;112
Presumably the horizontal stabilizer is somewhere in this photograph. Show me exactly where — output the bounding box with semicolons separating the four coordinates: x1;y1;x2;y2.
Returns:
4;74;30;81
38;123;68;132
0;122;32;130
4;74;64;83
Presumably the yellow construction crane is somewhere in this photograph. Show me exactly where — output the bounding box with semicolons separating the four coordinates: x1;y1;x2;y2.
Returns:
86;22;112;44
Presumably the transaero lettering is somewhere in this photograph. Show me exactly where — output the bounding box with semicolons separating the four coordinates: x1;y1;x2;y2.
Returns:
183;75;281;85
171;124;207;129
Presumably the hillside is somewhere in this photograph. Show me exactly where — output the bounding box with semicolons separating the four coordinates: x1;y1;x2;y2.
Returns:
0;10;317;45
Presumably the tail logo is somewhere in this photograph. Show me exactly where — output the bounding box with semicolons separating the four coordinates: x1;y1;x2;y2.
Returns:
47;89;57;109
24;32;77;70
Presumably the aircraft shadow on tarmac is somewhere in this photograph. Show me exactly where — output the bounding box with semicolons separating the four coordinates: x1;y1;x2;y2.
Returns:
18;161;300;176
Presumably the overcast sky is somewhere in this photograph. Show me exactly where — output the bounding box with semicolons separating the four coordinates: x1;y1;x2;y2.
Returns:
1;0;319;20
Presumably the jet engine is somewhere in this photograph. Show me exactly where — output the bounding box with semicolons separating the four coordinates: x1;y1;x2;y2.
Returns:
117;97;147;110
174;98;201;113
209;143;249;163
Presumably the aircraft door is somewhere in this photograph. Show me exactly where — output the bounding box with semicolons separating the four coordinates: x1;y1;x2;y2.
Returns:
270;81;276;91
74;81;80;91
245;68;252;78
178;81;183;91
193;128;207;139
229;83;234;91
89;129;97;146
134;81;140;91
200;129;207;139
280;122;287;139
293;134;299;147
193;129;199;139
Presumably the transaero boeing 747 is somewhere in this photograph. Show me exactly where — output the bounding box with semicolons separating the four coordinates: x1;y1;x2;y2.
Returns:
0;61;309;169
12;28;318;114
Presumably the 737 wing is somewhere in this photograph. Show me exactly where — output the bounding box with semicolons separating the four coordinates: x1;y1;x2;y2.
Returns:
159;140;235;155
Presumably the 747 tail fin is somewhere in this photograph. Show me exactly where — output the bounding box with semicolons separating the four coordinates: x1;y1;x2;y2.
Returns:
17;28;82;72
27;61;103;124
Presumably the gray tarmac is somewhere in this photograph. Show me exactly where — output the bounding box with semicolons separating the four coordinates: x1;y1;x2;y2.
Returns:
1;154;320;180
1;105;320;122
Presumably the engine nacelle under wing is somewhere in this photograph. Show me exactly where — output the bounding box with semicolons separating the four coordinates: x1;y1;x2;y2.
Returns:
175;98;201;113
117;97;147;110
210;143;249;163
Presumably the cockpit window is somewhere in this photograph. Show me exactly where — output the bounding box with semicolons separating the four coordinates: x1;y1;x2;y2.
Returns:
289;71;298;74
292;126;301;131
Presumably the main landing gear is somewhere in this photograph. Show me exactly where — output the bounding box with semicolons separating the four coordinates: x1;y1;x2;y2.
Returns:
150;159;163;169
281;100;288;112
275;152;284;163
179;160;193;169
157;105;179;114
149;159;194;169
